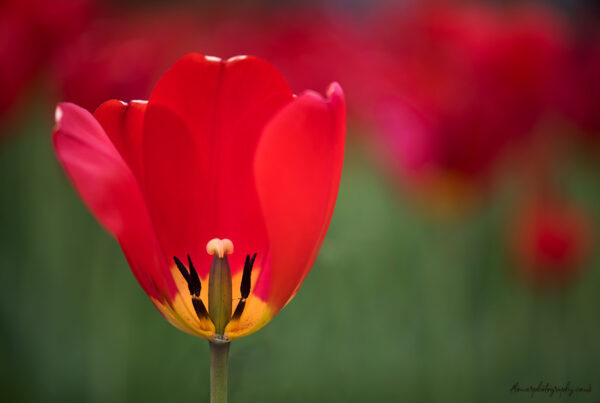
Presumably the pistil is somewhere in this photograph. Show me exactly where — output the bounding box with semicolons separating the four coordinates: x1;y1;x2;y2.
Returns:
207;238;234;335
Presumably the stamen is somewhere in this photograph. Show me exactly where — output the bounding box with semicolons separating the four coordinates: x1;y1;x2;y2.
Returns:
187;254;201;296
174;256;190;282
232;253;257;320
231;300;246;321
240;253;257;299
174;255;200;296
173;255;210;321
192;296;210;320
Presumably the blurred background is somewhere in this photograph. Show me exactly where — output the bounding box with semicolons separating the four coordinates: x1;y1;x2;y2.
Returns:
1;0;599;401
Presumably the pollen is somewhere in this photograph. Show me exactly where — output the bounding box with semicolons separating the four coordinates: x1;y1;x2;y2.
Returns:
206;238;234;258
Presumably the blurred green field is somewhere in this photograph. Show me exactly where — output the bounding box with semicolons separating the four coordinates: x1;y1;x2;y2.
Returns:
1;107;599;403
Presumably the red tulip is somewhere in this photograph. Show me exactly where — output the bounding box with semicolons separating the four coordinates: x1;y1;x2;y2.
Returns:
511;198;593;283
53;54;345;341
53;5;202;112
197;6;370;121
366;2;568;203
0;4;37;123
0;0;93;125
557;25;600;140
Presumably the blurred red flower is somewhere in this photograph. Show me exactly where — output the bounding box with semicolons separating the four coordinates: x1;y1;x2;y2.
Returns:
0;0;93;124
53;54;345;340
197;6;372;120
53;6;202;112
511;197;593;284
365;2;569;208
557;25;600;141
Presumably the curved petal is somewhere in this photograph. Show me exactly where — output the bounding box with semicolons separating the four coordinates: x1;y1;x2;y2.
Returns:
94;99;147;184
229;82;345;338
142;54;294;279
53;102;175;300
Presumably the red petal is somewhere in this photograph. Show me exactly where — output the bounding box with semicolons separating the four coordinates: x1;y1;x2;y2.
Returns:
94;99;147;184
253;82;345;312
53;102;175;299
142;54;293;277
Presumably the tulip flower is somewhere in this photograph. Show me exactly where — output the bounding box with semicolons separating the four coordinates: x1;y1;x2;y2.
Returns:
53;5;203;112
53;53;345;402
0;0;93;127
364;2;568;212
557;25;600;142
198;6;371;119
510;197;593;285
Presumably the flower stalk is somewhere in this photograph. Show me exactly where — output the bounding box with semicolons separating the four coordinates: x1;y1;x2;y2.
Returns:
209;341;230;403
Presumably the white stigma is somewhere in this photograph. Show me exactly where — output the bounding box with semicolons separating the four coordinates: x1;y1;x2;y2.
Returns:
206;238;234;258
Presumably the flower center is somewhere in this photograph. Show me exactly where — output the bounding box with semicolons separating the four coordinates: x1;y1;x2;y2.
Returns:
173;238;257;337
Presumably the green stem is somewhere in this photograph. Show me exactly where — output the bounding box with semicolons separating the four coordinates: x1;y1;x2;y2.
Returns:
209;341;230;403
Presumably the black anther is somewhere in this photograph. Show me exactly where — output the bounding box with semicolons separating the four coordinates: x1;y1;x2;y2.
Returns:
187;254;201;297
231;299;246;321
240;252;257;299
173;255;201;297
232;252;257;320
174;255;210;321
174;256;189;282
192;296;210;320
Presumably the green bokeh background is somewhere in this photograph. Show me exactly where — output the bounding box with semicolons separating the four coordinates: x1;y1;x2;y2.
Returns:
0;104;599;402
